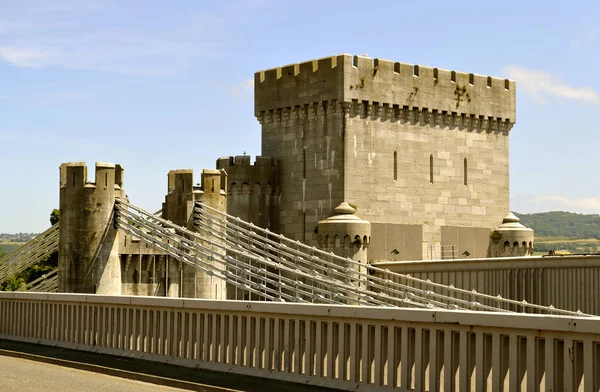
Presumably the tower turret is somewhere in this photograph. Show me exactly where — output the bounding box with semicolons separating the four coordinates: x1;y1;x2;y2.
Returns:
58;162;125;294
162;168;228;299
490;213;534;257
317;202;371;294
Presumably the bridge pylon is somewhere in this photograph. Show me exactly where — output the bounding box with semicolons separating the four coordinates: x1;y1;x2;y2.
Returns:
58;162;125;294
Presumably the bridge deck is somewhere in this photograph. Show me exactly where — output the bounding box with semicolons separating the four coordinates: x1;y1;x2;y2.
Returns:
0;339;340;392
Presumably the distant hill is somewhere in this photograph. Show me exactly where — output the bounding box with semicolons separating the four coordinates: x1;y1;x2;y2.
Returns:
0;233;39;259
514;211;600;239
0;243;23;257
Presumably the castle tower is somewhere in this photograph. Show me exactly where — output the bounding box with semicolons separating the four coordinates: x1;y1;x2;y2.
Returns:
490;213;534;257
58;162;125;294
162;168;228;299
317;202;371;296
255;54;516;261
216;155;279;231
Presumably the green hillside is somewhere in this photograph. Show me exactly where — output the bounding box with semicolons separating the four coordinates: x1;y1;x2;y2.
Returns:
514;211;600;254
514;211;600;240
0;243;24;257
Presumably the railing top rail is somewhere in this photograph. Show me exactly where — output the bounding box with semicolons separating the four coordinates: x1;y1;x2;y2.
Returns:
1;292;599;334
372;254;600;268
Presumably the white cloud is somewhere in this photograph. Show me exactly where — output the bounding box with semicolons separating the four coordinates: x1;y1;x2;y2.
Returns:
0;47;49;67
0;1;272;77
0;30;218;76
0;2;221;76
210;78;254;99
513;194;600;214
504;66;600;104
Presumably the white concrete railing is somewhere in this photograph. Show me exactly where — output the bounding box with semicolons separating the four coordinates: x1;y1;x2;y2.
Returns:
372;255;600;315
1;292;600;391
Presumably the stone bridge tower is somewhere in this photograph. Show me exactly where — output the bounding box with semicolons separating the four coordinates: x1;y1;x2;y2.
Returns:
58;162;125;294
161;168;228;299
254;54;516;261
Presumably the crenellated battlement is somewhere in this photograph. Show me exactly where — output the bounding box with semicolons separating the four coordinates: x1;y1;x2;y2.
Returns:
216;155;279;196
163;168;227;226
216;155;279;231
60;161;124;191
255;54;516;124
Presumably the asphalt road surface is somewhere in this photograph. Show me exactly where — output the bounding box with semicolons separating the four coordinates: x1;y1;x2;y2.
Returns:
0;355;185;392
0;339;340;392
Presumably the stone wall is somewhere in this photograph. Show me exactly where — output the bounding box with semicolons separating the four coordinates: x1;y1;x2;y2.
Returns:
216;155;279;231
260;105;345;242
343;106;510;260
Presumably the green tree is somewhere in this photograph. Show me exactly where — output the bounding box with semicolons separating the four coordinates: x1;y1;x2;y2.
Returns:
50;209;60;225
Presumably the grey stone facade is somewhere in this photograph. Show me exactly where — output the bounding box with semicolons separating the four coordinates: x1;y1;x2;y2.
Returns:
58;162;125;294
225;54;519;261
59;163;228;298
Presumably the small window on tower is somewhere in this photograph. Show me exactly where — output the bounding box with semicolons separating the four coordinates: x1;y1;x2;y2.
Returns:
303;148;307;178
429;154;434;184
393;151;398;181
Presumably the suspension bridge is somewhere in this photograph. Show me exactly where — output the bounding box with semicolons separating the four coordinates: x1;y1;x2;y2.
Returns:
0;198;588;316
1;193;600;391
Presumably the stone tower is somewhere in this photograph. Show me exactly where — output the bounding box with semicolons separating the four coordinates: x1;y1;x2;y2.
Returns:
162;169;228;299
254;54;516;261
58;162;125;294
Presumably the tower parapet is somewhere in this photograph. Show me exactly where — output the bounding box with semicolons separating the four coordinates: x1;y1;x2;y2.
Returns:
58;162;125;294
255;54;516;128
216;155;279;231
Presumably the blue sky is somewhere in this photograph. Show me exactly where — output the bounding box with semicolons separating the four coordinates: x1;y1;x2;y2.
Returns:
1;0;600;233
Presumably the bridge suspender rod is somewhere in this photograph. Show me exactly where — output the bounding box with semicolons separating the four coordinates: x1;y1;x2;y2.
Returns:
116;205;351;305
0;224;59;285
116;200;416;307
118;218;394;307
115;199;589;315
193;203;492;310
118;200;468;309
195;201;590;316
192;208;454;309
22;268;58;292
